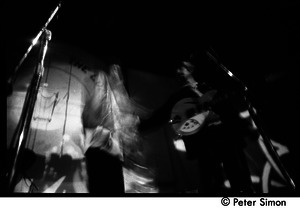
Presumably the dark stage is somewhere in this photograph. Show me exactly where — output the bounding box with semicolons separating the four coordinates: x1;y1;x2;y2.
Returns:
3;0;300;195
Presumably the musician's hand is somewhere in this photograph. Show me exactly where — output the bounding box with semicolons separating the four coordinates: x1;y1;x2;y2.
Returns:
84;126;122;159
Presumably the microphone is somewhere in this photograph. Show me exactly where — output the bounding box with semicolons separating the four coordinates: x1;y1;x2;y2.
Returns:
44;29;52;41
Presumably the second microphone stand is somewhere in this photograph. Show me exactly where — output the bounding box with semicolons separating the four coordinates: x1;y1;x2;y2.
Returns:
206;49;296;192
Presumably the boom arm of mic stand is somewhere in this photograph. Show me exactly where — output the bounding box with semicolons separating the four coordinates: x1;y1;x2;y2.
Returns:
206;50;296;192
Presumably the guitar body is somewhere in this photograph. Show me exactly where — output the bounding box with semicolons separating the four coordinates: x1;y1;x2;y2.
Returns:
169;62;222;137
170;90;221;137
170;97;209;136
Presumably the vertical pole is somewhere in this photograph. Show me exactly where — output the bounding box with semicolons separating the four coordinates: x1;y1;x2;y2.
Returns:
60;64;72;157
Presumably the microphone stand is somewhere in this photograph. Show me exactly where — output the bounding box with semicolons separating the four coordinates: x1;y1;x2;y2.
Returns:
206;50;296;192
7;2;61;95
5;2;62;193
6;29;52;193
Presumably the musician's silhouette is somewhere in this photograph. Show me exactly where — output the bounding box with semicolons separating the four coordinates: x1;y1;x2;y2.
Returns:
139;60;258;194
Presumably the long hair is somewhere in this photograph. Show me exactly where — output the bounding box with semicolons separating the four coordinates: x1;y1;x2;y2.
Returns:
81;64;141;161
107;64;141;160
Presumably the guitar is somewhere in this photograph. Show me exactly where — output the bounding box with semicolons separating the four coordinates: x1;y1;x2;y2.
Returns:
169;62;221;137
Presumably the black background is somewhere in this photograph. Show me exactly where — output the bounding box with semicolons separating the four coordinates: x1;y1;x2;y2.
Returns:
4;0;300;192
5;0;299;136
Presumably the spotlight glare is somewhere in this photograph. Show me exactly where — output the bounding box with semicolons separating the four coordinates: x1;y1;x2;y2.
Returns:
63;134;71;142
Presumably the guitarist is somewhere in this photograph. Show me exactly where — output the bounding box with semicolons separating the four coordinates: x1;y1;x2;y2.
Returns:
138;60;258;194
